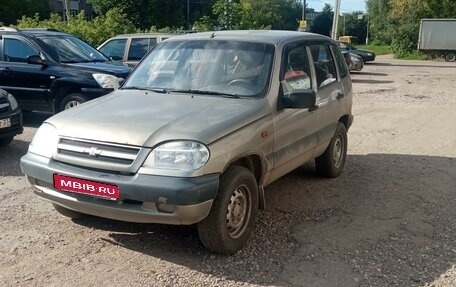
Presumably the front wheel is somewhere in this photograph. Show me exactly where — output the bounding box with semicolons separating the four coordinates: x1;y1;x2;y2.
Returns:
58;93;89;112
197;166;259;254
315;123;348;178
445;52;456;62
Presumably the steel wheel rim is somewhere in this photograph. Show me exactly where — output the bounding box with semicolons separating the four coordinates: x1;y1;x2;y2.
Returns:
333;136;344;168
226;185;250;239
446;53;456;62
65;100;81;109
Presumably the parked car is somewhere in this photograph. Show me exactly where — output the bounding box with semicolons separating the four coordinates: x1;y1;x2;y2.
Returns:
21;30;353;254
0;89;22;147
343;51;364;72
0;27;132;113
338;41;376;63
97;33;178;67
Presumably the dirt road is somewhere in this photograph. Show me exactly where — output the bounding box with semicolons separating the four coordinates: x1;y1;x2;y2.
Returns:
1;56;455;287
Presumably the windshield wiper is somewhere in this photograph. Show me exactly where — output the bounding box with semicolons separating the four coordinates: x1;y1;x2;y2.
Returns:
121;87;169;93
168;89;240;98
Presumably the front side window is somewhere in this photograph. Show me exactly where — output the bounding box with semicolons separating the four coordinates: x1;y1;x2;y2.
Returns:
309;44;337;88
282;45;312;92
98;39;127;61
3;38;38;63
124;40;275;98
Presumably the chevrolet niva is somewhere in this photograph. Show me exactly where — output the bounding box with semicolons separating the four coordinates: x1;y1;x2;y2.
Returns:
21;30;353;254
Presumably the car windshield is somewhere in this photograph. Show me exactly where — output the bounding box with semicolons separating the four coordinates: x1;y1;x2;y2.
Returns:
123;40;275;98
37;35;108;63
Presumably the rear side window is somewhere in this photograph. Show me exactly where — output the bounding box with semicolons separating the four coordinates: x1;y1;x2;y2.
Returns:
99;39;126;61
331;44;348;78
128;38;157;61
309;44;337;88
3;38;37;63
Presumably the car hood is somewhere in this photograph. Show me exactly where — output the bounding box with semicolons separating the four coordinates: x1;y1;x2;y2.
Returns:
47;90;270;147
67;62;132;78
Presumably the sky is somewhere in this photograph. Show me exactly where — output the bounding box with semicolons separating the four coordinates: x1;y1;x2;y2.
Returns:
307;0;366;13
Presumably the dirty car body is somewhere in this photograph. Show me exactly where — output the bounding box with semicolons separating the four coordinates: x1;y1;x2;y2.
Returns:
21;31;353;254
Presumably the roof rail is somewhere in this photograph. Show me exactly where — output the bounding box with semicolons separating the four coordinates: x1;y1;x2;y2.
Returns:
20;28;61;32
0;27;18;32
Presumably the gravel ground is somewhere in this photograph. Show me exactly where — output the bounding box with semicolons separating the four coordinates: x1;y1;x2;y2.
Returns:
1;55;455;287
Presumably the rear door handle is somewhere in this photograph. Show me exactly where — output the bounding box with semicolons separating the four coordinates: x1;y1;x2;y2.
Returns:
336;93;345;100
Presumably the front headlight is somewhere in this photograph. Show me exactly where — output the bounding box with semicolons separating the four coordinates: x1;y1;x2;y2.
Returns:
92;73;121;89
143;141;210;170
367;53;373;56
28;123;59;158
7;93;18;110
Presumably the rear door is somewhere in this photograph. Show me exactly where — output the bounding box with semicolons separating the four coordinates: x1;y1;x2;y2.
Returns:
308;42;347;149
0;36;51;110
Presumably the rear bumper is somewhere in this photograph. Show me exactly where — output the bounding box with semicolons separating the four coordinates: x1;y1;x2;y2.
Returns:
21;152;219;225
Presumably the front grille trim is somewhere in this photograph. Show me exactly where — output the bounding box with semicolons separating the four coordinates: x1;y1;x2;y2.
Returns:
54;137;150;173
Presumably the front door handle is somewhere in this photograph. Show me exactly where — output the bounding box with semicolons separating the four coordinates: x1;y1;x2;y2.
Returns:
0;67;12;74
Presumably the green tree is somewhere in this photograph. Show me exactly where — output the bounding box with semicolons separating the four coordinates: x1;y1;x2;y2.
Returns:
310;3;333;36
338;12;368;45
0;0;49;26
16;8;136;47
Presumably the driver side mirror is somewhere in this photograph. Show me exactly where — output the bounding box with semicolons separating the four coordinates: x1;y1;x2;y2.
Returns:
27;55;47;66
279;83;317;110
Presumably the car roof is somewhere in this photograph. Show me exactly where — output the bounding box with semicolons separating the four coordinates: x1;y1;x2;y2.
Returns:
109;33;180;39
166;30;334;45
0;27;74;38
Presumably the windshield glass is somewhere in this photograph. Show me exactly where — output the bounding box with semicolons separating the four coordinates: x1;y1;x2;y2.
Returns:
123;40;275;97
37;36;108;63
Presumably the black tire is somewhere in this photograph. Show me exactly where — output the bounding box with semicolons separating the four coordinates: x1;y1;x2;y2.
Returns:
315;123;348;178
445;52;456;62
53;203;87;220
197;166;259;254
0;136;14;147
58;93;89;112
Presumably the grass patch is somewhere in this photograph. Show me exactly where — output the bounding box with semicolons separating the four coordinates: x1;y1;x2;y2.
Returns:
356;44;392;55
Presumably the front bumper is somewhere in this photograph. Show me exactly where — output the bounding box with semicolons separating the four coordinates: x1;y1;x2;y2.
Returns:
0;109;23;139
20;152;219;225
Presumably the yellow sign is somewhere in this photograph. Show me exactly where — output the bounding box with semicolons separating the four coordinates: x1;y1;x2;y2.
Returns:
299;20;307;29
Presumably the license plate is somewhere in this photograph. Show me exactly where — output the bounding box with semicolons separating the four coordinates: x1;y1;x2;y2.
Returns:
53;174;120;201
0;118;11;129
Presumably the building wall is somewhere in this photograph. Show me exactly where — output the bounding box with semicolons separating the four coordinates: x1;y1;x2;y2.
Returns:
48;0;94;20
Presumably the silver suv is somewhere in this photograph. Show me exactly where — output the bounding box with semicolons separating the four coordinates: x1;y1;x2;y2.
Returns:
97;33;178;67
21;30;353;254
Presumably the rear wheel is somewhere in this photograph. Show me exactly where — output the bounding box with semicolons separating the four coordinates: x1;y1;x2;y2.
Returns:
58;93;89;112
445;52;456;62
0;136;14;147
53;203;87;220
315;123;348;178
197;166;258;254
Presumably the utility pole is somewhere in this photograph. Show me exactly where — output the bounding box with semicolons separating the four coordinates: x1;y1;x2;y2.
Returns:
64;0;71;24
331;0;341;40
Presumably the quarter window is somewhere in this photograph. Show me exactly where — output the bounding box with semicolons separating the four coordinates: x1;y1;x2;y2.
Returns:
3;38;37;63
